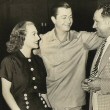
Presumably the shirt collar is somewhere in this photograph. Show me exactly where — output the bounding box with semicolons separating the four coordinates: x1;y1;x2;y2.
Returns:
52;28;70;43
13;50;33;60
106;36;110;44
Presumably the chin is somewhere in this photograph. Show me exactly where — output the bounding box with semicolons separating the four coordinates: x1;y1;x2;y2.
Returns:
96;32;101;37
35;46;38;49
64;28;70;32
98;35;105;38
97;33;105;38
33;45;38;49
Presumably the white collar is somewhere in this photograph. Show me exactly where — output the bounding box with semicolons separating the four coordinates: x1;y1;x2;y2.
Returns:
106;36;110;43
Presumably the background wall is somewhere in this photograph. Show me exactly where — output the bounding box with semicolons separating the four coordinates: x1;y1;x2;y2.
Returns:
0;0;99;110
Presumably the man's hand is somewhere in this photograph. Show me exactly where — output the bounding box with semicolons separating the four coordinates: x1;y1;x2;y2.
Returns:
81;79;91;92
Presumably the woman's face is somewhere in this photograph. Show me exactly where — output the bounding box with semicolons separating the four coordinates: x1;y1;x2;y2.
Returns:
23;24;40;49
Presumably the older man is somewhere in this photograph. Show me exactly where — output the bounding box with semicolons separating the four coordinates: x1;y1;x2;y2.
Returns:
82;2;110;110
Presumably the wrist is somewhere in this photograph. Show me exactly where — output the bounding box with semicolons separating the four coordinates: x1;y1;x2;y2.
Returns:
98;78;101;89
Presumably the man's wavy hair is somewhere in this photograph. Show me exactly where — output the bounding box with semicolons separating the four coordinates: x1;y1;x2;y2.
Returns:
6;21;34;53
51;1;71;18
98;2;110;17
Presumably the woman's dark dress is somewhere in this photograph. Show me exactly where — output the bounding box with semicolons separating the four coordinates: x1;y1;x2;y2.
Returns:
0;51;50;110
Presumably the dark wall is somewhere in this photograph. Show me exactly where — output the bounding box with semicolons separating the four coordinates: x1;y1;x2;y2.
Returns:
0;0;98;58
0;0;98;110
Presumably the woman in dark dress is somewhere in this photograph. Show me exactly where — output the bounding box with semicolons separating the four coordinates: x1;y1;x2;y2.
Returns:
0;21;51;110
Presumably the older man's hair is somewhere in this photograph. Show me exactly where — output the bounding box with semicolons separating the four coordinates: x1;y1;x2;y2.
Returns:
98;2;110;17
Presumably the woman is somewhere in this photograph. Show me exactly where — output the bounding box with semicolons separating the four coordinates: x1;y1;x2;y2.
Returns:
0;21;51;110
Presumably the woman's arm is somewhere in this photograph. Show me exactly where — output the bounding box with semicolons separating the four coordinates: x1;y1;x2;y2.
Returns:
1;78;20;110
41;94;51;107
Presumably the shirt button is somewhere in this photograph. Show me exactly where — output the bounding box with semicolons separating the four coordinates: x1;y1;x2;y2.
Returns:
30;68;34;71
44;105;47;108
43;101;45;104
28;59;31;62
26;105;30;109
24;97;28;100
24;93;27;97
34;86;37;89
26;101;29;105
41;97;43;100
32;77;36;80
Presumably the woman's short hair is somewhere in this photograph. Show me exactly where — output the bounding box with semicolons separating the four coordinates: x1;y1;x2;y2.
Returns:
6;21;34;53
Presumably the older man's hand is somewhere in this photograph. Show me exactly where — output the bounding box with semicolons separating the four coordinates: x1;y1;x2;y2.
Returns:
88;78;101;92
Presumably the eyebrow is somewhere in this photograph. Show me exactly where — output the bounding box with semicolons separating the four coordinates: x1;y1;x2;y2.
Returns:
61;15;72;17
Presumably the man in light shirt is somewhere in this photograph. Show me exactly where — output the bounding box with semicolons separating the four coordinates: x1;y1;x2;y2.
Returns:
40;1;102;110
82;2;110;110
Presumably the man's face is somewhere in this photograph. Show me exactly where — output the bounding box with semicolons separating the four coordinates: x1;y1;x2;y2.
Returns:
52;7;73;32
93;8;110;38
